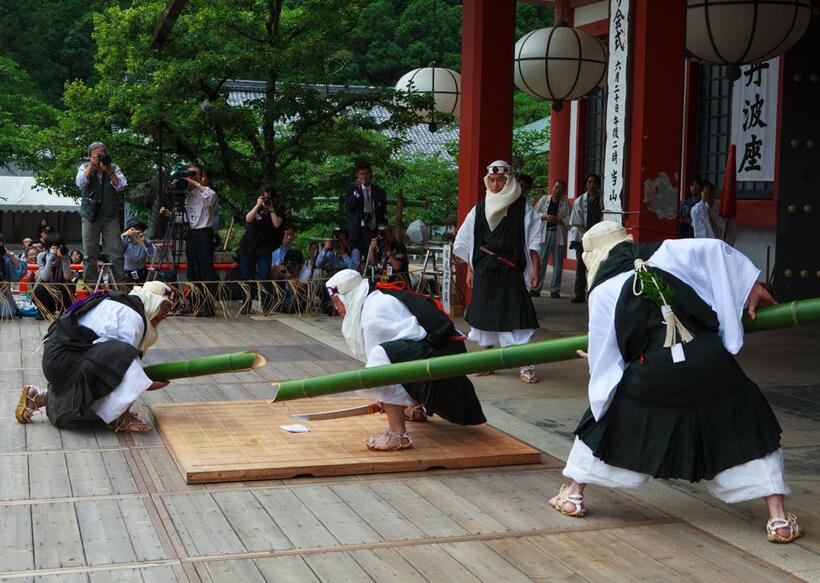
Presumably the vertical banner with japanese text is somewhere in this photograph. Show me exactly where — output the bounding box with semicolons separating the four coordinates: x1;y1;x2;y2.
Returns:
603;0;630;221
731;58;779;181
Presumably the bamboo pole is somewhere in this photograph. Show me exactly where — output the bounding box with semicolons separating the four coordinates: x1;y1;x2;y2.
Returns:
144;351;266;381
272;298;820;402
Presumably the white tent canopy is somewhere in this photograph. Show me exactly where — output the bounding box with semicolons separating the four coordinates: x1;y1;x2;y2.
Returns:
0;175;79;213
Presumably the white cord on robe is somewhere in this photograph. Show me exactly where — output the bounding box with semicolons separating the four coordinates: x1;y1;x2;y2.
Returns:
632;259;695;349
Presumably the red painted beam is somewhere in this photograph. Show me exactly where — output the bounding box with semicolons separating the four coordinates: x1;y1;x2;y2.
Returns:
623;0;687;242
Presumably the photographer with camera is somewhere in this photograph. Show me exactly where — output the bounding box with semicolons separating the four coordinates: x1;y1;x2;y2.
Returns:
344;160;387;259
121;219;155;283
239;185;284;282
160;164;217;316
366;224;410;286
76;142;127;284
0;233;26;318
33;234;74;319
316;228;361;275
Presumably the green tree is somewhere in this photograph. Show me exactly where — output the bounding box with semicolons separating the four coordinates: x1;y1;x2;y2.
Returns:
0;57;58;165
34;0;430;223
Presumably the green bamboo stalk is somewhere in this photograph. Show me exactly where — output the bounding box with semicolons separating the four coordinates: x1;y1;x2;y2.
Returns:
272;298;820;402
144;351;266;381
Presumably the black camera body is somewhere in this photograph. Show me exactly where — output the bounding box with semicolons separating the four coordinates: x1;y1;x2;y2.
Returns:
166;164;197;211
99;153;112;167
360;211;373;226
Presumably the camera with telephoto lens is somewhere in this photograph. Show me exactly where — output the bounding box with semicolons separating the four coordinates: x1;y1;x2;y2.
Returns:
166;164;198;211
99;153;112;167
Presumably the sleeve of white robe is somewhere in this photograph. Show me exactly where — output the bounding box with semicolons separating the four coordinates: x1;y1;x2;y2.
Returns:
79;300;153;424
523;204;542;283
587;271;633;420
648;239;760;354
453;207;476;266
358;292;426;406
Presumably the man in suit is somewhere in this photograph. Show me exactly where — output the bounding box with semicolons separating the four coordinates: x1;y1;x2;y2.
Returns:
344;160;387;259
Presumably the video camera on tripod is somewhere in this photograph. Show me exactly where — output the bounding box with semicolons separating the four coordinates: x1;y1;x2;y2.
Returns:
166;164;197;212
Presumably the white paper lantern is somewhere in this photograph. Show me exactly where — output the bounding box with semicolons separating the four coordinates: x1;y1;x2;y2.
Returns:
395;65;461;131
514;23;607;111
687;0;811;79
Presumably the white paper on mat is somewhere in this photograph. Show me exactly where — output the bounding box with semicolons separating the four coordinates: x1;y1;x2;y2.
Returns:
280;424;310;433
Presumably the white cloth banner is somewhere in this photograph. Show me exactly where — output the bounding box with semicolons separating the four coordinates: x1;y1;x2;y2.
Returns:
731;58;779;182
603;0;630;221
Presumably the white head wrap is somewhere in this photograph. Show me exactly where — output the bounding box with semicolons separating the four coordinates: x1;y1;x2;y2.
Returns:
326;269;371;360
581;221;634;289
129;281;176;352
483;160;521;231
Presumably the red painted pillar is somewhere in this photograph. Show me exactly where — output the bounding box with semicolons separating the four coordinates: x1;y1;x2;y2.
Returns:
548;107;571;188
623;0;686;242
457;0;516;225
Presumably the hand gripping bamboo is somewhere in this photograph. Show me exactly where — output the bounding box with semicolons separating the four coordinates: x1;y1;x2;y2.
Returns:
271;298;820;402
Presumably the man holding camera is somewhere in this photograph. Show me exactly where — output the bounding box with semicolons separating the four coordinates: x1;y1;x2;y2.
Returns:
239;185;284;281
161;165;218;316
33;234;74;319
76;142;128;283
317;228;361;275
367;225;410;286
344;160;387;259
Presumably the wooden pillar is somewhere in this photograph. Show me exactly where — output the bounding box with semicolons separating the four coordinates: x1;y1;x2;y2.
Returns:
457;0;516;225
623;0;687;242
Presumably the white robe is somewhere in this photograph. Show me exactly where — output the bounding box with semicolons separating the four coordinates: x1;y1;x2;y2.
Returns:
354;291;426;407
77;300;153;423
453;204;542;347
564;238;789;503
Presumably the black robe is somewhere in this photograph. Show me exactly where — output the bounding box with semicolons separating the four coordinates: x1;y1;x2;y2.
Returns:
42;293;147;427
465;197;539;332
575;243;782;481
377;288;486;425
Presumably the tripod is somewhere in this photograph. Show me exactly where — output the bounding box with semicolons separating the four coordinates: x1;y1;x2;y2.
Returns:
148;205;189;281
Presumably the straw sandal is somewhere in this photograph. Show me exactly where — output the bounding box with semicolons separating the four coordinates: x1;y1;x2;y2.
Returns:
108;411;152;433
365;430;413;451
404;405;427;422
766;513;803;544
473;370;494;377
15;385;47;424
520;365;539;384
549;484;586;517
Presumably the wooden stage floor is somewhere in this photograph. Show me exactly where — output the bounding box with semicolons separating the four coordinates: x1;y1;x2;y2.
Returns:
0;316;810;582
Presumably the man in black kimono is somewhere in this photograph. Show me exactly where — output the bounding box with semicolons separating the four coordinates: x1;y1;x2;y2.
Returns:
453;160;542;383
548;221;802;544
16;281;176;433
325;269;485;451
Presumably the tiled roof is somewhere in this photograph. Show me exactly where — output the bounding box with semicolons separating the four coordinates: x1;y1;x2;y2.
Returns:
224;80;458;162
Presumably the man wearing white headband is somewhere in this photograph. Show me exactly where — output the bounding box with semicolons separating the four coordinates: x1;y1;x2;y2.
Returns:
16;282;177;433
453;160;542;383
549;221;801;544
325;269;485;451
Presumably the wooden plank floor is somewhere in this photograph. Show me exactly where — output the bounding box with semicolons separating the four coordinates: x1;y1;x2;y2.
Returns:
152;398;542;483
0;317;809;582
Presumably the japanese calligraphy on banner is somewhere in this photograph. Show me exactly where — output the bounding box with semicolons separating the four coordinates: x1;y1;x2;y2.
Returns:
603;0;629;220
731;58;779;181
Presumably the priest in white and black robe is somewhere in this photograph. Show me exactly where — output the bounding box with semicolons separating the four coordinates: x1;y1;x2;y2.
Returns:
16;282;176;433
453;160;542;383
549;221;802;544
325;269;485;451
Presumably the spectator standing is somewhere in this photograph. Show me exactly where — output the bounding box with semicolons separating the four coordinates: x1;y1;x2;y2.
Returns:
19;238;33;259
271;226;296;278
239;185;284;282
0;233;26;317
679;178;703;238
568;174;604;303
160;164;218;317
37;227;52;248
69;250;84;283
76;142;127;283
691;181;724;239
23;247;39;288
121;219;154;283
33;234;74;318
531;180;571;298
344;161;387;259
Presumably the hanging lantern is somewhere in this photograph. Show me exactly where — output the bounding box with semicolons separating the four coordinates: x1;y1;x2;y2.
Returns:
686;0;811;80
514;22;607;112
395;64;461;132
